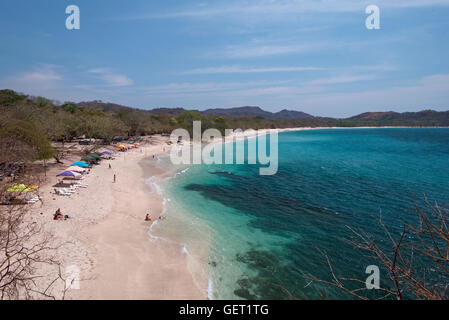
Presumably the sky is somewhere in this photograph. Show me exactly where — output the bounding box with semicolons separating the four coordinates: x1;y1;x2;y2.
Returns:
0;0;449;117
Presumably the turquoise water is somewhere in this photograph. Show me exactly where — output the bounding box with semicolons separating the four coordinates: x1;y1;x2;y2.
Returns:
162;128;449;299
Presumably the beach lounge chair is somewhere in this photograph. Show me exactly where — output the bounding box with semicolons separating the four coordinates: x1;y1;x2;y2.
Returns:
62;188;76;194
74;182;88;188
54;188;71;196
26;196;40;204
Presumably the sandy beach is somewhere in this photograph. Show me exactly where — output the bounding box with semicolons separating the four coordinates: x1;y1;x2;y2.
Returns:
26;135;207;300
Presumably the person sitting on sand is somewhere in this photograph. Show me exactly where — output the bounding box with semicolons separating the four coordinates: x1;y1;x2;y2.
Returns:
54;209;63;220
145;214;151;221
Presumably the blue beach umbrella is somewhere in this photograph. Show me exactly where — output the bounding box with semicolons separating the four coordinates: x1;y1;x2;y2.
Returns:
102;151;113;155
56;171;81;178
72;161;89;168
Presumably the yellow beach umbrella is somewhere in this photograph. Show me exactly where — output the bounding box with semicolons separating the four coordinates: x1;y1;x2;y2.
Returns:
6;184;38;193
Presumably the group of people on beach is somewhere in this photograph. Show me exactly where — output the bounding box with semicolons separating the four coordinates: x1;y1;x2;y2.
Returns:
53;208;70;221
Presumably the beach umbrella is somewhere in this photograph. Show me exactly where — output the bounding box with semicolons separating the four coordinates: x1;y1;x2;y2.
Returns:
56;171;81;178
102;151;113;155
6;184;38;193
66;166;86;173
72;161;89;168
81;156;98;164
88;153;101;159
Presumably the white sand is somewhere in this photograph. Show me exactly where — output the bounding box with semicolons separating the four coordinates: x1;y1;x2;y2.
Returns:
27;135;207;300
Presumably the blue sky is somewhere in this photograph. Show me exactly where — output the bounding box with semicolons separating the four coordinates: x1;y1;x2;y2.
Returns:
0;0;449;117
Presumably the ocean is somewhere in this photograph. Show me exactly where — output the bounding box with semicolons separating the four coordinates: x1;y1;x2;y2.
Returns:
148;128;449;300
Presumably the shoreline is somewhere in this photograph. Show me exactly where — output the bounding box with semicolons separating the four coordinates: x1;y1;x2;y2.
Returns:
72;139;207;300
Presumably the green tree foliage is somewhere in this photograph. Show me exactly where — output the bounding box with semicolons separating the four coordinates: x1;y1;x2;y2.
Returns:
0;89;25;106
0;120;55;161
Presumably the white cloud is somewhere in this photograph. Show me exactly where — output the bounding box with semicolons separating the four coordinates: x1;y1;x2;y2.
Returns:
181;66;323;74
0;65;64;97
88;68;133;87
20;70;61;82
346;65;399;72
181;64;397;75
309;75;376;85
141;80;290;95
222;43;321;58
0;65;136;104
14;64;62;83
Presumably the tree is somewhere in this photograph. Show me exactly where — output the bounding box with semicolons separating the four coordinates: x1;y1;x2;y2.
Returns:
0;137;36;164
116;109;149;136
0;120;56;161
0;200;64;299
91;115;129;143
0;89;25;106
0;151;66;299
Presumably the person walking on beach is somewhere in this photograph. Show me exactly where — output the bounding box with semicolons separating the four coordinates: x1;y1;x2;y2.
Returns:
109;163;112;169
113;174;116;183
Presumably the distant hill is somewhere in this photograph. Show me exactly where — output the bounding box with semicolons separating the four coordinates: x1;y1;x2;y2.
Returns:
349;110;449;125
273;109;314;120
204;106;314;119
77;101;135;113
76;100;449;125
203;106;272;118
76;102;315;120
147;108;187;116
